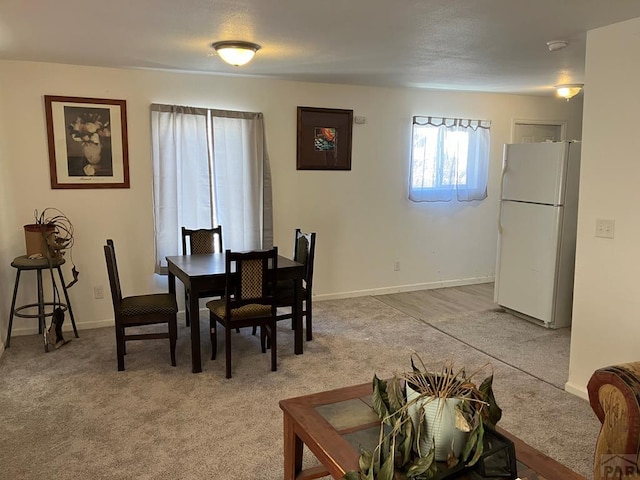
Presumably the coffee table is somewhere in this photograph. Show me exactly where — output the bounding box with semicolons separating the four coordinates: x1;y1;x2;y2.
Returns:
279;382;587;480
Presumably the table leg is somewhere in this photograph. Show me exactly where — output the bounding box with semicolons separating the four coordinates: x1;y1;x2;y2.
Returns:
190;286;202;373
284;413;304;480
168;271;176;295
294;277;303;355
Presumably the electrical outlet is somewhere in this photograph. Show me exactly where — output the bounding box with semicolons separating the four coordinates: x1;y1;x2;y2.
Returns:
93;285;105;299
394;261;400;271
595;218;615;239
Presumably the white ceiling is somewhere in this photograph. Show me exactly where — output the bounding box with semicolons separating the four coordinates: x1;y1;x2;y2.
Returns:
2;0;640;96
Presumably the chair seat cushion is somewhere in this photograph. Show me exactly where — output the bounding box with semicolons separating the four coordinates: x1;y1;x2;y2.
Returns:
206;298;271;319
121;294;178;316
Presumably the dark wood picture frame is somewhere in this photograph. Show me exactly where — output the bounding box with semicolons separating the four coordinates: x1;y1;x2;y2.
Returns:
297;106;353;170
44;95;130;189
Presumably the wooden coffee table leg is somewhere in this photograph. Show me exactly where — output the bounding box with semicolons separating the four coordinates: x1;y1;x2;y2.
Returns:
284;413;304;480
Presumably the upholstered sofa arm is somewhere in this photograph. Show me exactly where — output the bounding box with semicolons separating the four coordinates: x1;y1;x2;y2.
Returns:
587;362;640;479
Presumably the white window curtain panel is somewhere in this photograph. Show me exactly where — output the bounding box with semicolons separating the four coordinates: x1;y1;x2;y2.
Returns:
409;116;491;202
151;104;273;274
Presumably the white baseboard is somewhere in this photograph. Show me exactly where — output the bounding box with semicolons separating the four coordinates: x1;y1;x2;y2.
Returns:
8;318;114;337
564;381;588;400
5;278;495;335
314;276;494;301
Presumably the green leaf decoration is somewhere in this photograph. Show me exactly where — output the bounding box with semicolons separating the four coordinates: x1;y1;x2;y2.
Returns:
387;376;405;414
415;410;431;457
366;465;376;480
406;444;435;478
417;436;431;460
454;403;471;432
372;375;390;423
478;375;502;427
378;453;395;480
399;416;414;465
342;471;364;480
465;419;485;467
460;421;480;462
359;448;373;473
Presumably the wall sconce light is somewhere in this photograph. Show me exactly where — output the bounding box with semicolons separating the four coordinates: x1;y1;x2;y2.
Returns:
556;84;583;101
211;40;261;66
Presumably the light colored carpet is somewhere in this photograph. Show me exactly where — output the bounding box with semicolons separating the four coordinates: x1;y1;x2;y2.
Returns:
0;296;599;479
418;308;572;390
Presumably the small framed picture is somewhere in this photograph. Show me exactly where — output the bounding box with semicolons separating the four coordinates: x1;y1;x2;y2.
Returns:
44;95;130;189
297;106;353;170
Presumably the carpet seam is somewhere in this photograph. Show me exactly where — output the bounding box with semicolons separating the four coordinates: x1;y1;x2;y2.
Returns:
371;296;565;392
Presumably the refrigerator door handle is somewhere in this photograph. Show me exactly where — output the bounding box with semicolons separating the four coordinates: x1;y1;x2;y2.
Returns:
498;158;508;234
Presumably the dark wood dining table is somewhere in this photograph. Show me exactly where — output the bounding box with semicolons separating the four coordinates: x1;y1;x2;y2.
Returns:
166;253;306;373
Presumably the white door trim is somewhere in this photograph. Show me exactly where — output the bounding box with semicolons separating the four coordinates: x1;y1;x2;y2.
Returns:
511;119;567;143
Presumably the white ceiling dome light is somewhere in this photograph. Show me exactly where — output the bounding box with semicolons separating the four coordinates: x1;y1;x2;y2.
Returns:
546;40;569;52
555;83;583;100
211;41;261;66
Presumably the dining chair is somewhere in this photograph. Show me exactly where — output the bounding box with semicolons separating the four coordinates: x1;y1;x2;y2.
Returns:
277;229;317;341
181;226;223;326
206;247;279;379
104;239;177;371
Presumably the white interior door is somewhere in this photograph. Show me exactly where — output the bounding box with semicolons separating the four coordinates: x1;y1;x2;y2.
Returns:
496;201;562;324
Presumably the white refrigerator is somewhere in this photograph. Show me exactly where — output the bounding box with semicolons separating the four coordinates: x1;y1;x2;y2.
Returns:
494;141;581;328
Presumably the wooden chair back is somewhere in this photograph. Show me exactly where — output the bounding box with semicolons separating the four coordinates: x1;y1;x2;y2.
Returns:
294;229;316;291
104;239;123;311
181;226;223;255
224;247;278;316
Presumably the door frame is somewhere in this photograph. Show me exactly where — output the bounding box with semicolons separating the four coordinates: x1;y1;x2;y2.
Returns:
511;119;567;143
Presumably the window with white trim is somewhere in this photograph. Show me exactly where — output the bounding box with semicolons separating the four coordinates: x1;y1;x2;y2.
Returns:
409;116;491;202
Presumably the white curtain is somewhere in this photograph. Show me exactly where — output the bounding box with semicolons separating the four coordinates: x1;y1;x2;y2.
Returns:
409;116;491;202
151;104;273;274
210;110;273;253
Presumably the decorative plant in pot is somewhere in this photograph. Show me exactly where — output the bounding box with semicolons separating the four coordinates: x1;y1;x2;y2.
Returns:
343;354;503;480
24;208;79;285
23;208;79;349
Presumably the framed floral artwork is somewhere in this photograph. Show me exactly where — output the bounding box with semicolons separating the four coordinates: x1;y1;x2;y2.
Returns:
297;106;353;170
44;95;130;189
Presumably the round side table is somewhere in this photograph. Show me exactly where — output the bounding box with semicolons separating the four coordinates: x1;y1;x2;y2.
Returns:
6;255;79;352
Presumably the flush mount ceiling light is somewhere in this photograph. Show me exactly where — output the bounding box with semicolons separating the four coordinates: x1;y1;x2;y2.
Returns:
547;40;569;52
211;40;261;66
555;83;583;101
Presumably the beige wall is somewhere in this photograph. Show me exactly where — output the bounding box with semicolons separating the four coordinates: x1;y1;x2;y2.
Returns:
0;77;15;344
567;17;640;397
0;61;582;348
